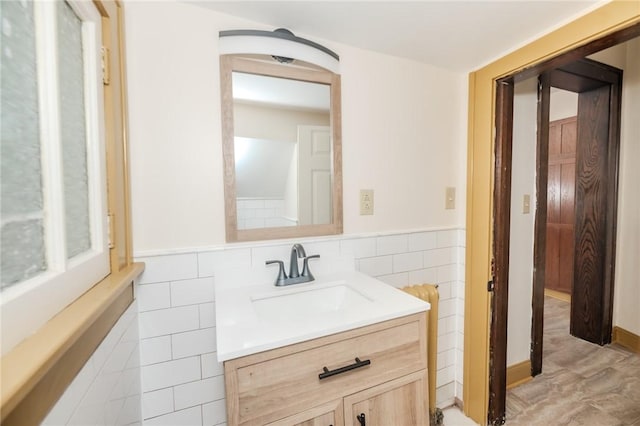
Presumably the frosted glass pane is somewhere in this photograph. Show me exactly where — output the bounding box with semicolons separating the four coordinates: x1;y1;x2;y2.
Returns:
1;221;47;289
57;1;90;259
0;0;47;288
0;0;43;216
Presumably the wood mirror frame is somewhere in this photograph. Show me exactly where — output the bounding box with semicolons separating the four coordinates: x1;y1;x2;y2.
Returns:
220;55;343;242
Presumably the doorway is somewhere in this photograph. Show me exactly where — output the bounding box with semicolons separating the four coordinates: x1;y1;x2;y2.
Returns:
464;6;640;424
544;112;577;299
487;37;634;426
530;58;624;377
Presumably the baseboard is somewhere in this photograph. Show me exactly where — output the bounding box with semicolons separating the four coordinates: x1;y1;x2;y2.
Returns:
544;288;571;302
613;326;640;353
506;360;532;389
454;397;463;410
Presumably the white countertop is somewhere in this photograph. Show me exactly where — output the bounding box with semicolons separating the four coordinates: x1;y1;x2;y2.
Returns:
215;269;430;362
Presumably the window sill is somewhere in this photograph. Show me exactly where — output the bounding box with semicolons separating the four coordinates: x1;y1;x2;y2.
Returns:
0;262;144;425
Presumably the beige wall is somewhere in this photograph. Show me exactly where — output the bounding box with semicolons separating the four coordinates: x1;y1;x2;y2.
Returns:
125;1;467;253
576;41;640;336
506;77;537;365
549;89;577;121
234;103;329;143
612;37;640;335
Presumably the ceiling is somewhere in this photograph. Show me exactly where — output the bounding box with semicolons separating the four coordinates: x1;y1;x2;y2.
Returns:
191;0;604;71
234;72;330;111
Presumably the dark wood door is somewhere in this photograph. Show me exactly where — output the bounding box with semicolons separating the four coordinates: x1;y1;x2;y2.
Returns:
545;117;577;295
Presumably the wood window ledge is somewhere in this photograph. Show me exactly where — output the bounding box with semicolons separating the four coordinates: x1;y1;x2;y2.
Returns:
0;262;145;425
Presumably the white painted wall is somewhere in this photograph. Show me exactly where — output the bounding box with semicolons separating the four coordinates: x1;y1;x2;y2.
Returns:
125;1;468;254
549;88;578;121
339;46;468;236
612;38;640;335
589;42;627;70
506;77;537;366
587;41;640;336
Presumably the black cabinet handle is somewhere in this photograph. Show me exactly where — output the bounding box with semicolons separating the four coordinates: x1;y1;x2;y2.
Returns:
357;413;366;426
318;357;371;380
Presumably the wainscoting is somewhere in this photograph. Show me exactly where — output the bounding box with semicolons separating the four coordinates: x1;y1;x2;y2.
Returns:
134;228;466;424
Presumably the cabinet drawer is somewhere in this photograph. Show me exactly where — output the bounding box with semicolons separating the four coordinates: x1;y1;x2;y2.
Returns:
224;313;426;425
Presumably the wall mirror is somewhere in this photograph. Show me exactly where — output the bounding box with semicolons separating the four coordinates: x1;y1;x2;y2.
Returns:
220;54;343;242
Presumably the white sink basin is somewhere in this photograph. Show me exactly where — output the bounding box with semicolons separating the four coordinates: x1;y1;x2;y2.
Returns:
215;269;430;361
251;283;373;321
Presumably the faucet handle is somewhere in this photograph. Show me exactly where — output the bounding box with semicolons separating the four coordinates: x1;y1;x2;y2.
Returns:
266;260;288;285
301;254;320;279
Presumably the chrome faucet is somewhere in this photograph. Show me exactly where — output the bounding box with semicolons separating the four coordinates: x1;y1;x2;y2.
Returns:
265;244;320;286
288;243;306;278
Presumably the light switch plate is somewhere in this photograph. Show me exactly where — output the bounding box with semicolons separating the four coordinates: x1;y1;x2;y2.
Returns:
360;189;374;215
523;194;531;214
445;187;456;210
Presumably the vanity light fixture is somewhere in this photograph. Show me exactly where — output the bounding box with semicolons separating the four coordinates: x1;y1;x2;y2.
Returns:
219;28;340;73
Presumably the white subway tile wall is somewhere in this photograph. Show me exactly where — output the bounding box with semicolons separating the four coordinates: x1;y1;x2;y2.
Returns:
42;302;142;426
136;228;465;424
236;198;296;230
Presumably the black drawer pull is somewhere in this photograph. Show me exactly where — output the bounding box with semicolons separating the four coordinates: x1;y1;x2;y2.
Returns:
318;357;371;380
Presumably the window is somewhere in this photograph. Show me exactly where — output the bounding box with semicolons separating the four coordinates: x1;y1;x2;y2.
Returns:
0;0;108;355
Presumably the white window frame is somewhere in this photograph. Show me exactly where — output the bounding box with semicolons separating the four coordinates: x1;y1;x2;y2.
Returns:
0;0;109;355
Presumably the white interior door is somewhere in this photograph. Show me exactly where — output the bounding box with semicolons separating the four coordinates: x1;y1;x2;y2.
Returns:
297;125;331;225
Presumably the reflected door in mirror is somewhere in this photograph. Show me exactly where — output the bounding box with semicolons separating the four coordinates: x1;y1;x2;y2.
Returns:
232;71;332;230
298;125;332;225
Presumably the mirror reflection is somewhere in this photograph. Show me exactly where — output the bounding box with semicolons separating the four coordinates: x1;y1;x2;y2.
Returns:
232;72;333;230
220;55;342;243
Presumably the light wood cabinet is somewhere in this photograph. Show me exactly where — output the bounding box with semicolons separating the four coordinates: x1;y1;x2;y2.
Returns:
224;313;428;426
344;371;427;426
266;400;343;426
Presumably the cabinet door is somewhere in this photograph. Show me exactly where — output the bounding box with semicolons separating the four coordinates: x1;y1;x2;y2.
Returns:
267;400;344;426
344;371;427;426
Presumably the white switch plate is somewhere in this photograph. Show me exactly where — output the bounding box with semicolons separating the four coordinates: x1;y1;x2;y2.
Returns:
445;187;456;210
523;194;531;214
360;189;374;215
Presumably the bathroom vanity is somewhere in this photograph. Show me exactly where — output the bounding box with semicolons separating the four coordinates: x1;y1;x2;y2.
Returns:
216;269;430;426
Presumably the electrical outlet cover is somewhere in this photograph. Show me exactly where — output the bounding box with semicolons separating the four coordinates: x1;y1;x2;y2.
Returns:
360;189;374;215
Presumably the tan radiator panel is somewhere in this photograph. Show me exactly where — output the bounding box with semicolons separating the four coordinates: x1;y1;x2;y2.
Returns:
402;284;439;418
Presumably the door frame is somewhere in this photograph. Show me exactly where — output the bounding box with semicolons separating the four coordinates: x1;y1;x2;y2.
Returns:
486;57;627;426
486;78;513;426
489;37;629;426
530;59;624;378
463;2;640;424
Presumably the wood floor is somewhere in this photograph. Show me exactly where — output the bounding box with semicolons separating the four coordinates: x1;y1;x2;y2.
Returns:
506;296;640;425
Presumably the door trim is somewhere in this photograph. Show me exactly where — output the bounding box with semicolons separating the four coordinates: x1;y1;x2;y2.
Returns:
530;73;551;376
487;79;513;425
464;3;640;424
